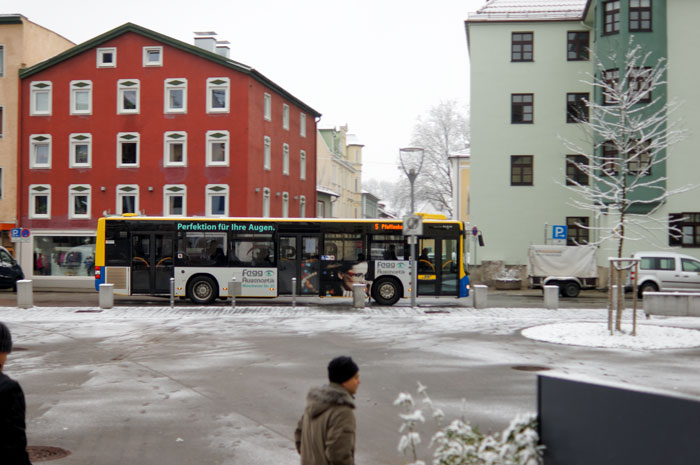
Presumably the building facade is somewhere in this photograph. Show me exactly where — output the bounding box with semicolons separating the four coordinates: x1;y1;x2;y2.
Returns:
0;15;73;253
18;23;319;287
316;125;363;218
466;0;700;270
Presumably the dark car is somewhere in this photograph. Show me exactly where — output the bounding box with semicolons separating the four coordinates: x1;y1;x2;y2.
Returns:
0;246;24;291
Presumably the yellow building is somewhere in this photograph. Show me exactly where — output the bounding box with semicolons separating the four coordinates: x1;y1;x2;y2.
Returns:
0;15;73;249
316;125;363;218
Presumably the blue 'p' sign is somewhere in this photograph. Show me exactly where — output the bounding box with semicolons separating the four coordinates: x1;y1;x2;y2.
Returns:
552;225;568;240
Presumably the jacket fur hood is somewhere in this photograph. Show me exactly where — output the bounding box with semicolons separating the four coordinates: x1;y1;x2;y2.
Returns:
306;383;355;419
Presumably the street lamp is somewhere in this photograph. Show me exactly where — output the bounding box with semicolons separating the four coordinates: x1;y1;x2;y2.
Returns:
399;147;425;307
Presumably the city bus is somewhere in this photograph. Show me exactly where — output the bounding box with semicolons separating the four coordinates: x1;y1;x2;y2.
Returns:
94;215;470;305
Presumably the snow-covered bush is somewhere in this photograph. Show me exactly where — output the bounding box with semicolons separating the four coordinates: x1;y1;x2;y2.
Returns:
395;383;544;465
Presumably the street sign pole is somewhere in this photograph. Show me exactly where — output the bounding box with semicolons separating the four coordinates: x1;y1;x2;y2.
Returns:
408;235;417;308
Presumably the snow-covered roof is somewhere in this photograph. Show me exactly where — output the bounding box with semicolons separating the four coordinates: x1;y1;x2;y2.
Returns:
468;0;589;21
316;186;340;197
346;134;363;146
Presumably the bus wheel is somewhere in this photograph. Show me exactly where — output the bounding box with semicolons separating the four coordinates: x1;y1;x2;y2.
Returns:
371;277;401;306
187;276;218;305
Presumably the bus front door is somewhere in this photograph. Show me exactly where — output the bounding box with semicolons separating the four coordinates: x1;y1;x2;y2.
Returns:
278;234;320;295
131;233;174;294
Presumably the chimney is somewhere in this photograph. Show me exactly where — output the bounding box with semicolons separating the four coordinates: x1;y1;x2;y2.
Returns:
194;31;217;52
216;40;231;58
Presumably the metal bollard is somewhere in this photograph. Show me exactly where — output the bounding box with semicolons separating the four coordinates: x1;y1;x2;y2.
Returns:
99;283;114;309
544;285;558;309
17;280;33;309
229;277;240;308
170;278;175;309
473;284;488;309
291;277;297;308
352;284;366;308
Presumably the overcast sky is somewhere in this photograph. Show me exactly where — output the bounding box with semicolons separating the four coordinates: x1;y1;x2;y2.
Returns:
6;0;484;182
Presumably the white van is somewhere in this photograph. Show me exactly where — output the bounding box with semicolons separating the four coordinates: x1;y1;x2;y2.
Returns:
626;251;700;297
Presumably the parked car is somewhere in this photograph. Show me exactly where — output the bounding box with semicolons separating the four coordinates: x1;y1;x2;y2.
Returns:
626;251;700;297
0;246;24;291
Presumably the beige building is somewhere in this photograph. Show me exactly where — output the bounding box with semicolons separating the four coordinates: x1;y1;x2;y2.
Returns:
316;125;363;218
0;15;73;249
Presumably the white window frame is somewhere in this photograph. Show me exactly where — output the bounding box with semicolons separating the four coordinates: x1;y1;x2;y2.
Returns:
206;77;230;113
143;46;163;67
69;133;92;168
117;79;140;114
29;184;51;219
69;184;91;219
206;184;229;217
282;104;290;130
116;185;139;215
264;93;271;121
262;187;271;217
300;195;306;218
264;136;271;171
300;150;306;180
97;47;116;68
163;131;187;167
29;134;51;169
117;132;140;168
282;192;289;218
164;78;187;114
206;130;229;166
30;81;52;116
300;112;307;137
282;143;290;175
70;80;92;115
163;185;187;216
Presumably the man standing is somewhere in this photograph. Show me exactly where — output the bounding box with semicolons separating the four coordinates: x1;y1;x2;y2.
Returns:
295;356;360;465
0;322;32;464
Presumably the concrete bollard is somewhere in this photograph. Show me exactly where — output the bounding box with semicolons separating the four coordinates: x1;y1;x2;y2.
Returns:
99;283;114;309
229;278;242;308
352;284;366;308
291;277;297;308
473;284;488;309
544;285;559;309
16;280;33;309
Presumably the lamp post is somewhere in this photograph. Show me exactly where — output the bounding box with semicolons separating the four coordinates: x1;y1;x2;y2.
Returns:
399;147;425;307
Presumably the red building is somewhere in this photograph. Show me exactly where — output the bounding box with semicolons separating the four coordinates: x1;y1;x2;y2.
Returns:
18;23;320;286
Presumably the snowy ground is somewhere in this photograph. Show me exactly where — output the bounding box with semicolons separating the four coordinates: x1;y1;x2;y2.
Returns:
2;303;699;465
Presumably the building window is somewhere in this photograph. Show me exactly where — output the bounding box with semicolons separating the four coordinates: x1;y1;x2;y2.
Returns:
163;185;186;216
69;133;92;168
511;94;533;124
29;134;51;169
207;77;229;113
30;81;52;116
69;184;91;219
602;69;619;105
0;167;3;199
566;155;589;186
630;0;652;32
567;217;589;245
164;78;187;114
601;141;619;176
566;93;589;123
143;46;163;66
264;136;271;170
627;140;652;176
262;187;271;217
669;213;700;247
603;1;620;35
630;67;652;102
282;143;290;175
0;106;4;138
0;45;4;76
116;185;139;214
300;150;307;180
29;185;51;219
164;131;187;167
117;79;140;114
282;192;289;218
264;93;271;121
567;31;589;61
300;112;307;137
117;132;139;167
206;130;229;166
511;32;533;62
511;155;533;186
300;195;306;218
283;104;290;130
206;184;229;216
317;200;324;218
70;80;92;115
97;47;116;68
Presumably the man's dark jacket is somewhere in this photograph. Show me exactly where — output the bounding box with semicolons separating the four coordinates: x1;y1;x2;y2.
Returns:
0;373;31;464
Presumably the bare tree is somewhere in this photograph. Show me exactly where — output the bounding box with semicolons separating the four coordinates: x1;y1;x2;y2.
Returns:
408;100;470;217
362;178;410;217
